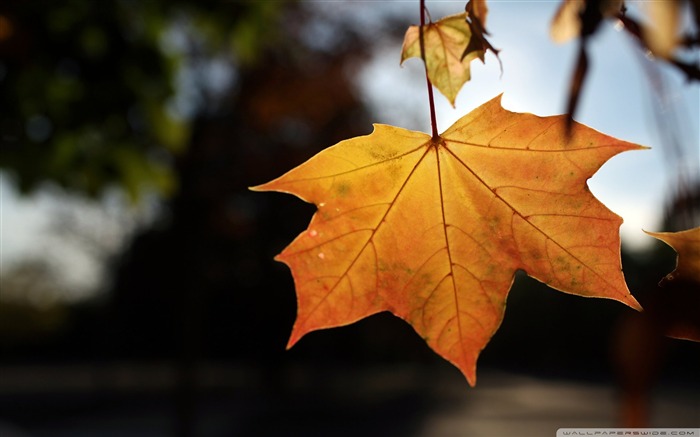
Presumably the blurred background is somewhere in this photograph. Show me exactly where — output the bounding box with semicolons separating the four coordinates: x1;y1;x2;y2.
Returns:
0;1;698;436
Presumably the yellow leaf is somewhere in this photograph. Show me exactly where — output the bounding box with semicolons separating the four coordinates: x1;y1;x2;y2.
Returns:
401;13;481;107
252;95;644;385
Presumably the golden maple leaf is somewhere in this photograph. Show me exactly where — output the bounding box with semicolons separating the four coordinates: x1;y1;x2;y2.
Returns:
252;95;644;385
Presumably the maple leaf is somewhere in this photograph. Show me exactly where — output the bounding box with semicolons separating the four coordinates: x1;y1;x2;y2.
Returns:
646;227;700;286
645;227;700;342
401;12;482;107
252;95;643;385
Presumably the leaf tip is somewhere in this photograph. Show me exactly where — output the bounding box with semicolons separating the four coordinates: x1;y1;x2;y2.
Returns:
625;143;651;153
466;374;477;387
451;357;479;387
248;184;265;192
457;365;478;387
627;296;644;312
286;324;307;351
616;277;644;312
249;179;276;192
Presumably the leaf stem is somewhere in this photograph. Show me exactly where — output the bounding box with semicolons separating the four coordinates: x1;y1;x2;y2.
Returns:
419;0;439;140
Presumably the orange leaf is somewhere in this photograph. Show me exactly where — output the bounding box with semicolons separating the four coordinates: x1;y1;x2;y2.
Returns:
645;227;700;285
644;227;700;342
401;13;481;107
252;95;643;385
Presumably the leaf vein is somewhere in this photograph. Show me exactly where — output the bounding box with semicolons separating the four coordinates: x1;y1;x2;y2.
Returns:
274;144;427;185
293;144;433;330
444;146;621;294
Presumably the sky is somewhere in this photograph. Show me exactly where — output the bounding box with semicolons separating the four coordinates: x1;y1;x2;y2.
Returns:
2;0;699;302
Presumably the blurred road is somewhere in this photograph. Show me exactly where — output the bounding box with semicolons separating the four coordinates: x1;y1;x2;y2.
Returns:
0;363;697;436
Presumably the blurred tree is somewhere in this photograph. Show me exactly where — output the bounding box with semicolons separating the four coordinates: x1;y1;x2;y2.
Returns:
96;4;417;436
0;0;279;200
0;2;405;435
104;1;419;369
